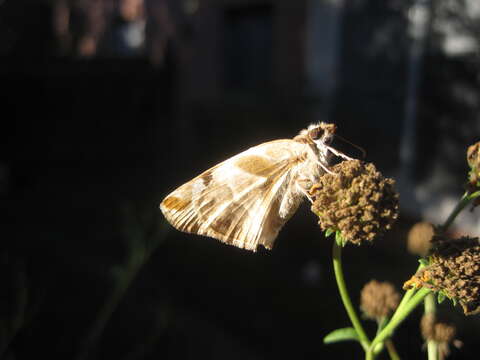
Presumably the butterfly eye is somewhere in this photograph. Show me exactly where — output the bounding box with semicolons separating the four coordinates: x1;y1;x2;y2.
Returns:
310;128;324;140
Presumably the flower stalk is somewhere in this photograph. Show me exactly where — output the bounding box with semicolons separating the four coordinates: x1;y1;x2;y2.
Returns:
367;287;431;359
441;190;480;231
385;339;400;360
332;238;370;350
424;293;438;360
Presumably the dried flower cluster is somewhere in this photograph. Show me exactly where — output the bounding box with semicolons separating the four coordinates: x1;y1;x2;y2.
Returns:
467;142;480;193
360;280;400;320
421;313;460;359
421;314;456;344
466;142;480;210
407;222;434;257
311;160;399;245
405;235;480;315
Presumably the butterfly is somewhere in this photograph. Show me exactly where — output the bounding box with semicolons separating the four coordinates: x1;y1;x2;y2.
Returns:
160;123;353;251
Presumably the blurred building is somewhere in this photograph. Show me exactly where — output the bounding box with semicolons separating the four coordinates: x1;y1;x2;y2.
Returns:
170;0;344;128
47;0;346;129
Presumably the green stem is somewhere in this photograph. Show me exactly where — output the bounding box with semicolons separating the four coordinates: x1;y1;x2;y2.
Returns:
75;220;168;360
332;240;370;350
385;339;401;360
387;263;424;328
424;293;438;360
74;251;144;360
441;190;480;231
367;288;431;359
376;317;389;335
391;287;417;324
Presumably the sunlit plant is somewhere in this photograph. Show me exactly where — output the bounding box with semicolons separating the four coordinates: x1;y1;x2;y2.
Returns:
315;143;480;360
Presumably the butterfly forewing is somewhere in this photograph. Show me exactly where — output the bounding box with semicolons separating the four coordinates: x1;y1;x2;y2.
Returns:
160;140;305;251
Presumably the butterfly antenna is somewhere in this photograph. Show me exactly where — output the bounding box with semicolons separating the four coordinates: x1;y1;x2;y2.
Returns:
334;134;367;159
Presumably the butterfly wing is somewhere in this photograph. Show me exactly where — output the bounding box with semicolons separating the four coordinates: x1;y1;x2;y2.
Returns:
160;140;305;251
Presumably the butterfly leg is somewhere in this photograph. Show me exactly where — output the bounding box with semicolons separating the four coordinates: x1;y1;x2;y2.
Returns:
306;145;335;175
309;183;322;195
316;160;335;175
326;145;355;161
295;178;315;203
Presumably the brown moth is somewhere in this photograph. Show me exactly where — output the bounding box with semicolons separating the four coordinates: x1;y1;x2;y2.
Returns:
160;123;353;251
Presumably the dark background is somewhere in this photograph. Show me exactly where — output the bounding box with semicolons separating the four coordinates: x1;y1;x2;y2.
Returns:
2;0;480;359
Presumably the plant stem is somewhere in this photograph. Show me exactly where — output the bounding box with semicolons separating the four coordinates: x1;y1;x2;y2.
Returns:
367;288;430;359
387;263;425;328
75;218;168;360
391;287;417;324
385;339;401;360
332;240;370;350
441;190;480;231
424;293;438;360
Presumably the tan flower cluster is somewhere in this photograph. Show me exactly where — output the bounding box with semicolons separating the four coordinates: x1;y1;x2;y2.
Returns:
405;235;480;315
421;314;456;344
467;142;480;192
421;313;460;359
466;142;480;208
311;160;399;245
407;222;434;257
360;280;400;320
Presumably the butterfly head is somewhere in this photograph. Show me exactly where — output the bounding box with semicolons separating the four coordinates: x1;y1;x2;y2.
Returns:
307;122;336;148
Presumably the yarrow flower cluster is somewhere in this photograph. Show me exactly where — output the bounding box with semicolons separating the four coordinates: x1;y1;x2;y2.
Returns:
407;222;434;257
466;142;480;209
421;314;456;343
421;314;460;358
311;160;399;245
405;235;480;315
360;280;400;320
467;142;480;192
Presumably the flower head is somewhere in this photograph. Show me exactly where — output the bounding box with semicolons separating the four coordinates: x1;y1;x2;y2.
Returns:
404;235;480;315
421;313;456;344
407;222;434;257
467;142;480;191
466;142;480;208
421;313;460;358
360;280;400;320
311;160;399;245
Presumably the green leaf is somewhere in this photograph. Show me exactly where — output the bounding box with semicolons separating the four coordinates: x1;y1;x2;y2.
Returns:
325;228;335;237
418;258;429;266
437;291;446;304
451;297;458;306
323;327;359;344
